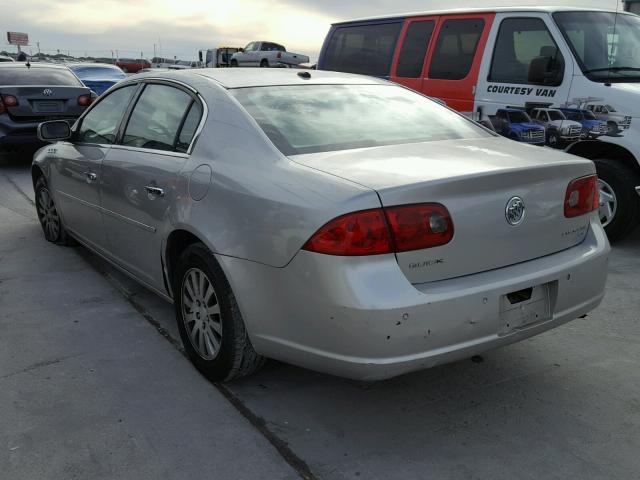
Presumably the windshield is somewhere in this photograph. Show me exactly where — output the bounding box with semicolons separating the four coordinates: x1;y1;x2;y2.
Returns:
508;111;531;123
0;67;83;86
548;110;565;121
231;84;490;155
554;11;640;82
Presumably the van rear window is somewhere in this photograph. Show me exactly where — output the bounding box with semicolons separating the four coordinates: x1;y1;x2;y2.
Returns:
322;22;402;77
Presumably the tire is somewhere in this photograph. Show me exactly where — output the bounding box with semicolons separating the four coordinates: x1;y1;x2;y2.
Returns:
230;59;238;67
173;243;265;381
547;130;560;149
606;121;619;136
34;176;76;246
593;159;640;242
260;59;269;68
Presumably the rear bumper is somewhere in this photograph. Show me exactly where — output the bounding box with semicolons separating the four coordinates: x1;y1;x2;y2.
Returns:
220;218;610;380
0;116;43;148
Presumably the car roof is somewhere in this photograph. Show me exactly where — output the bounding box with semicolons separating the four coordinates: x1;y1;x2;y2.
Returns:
336;7;635;25
132;68;389;89
68;63;120;69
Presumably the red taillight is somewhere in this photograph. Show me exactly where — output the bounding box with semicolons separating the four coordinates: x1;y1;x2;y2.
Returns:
2;94;19;107
277;52;282;59
385;203;454;252
565;175;599;218
78;94;94;107
302;208;393;256
303;203;454;256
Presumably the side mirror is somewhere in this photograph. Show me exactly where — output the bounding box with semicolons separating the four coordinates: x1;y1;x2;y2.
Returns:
38;120;71;142
239;48;244;53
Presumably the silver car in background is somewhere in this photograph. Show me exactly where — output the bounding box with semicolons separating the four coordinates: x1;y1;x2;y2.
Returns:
32;70;610;381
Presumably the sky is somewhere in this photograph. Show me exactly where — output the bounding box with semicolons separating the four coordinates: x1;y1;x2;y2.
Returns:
0;0;625;61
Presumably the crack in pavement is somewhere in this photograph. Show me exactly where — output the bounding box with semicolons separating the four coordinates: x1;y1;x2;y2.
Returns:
0;354;81;381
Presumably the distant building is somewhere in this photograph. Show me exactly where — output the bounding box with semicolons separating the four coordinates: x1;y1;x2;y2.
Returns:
624;0;640;14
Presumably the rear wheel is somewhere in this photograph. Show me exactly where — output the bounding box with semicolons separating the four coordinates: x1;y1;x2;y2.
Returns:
34;176;76;246
173;243;265;381
594;159;640;241
260;59;269;68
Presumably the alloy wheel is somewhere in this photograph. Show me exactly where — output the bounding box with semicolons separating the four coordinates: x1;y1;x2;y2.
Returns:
37;187;60;241
181;267;223;360
598;178;617;228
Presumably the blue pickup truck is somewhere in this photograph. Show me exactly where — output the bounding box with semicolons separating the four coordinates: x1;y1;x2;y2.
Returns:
559;108;607;139
489;109;546;145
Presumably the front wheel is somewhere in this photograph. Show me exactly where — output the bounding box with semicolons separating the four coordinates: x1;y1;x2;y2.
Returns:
547;130;560;149
230;59;238;67
34;176;76;246
606;121;619;136
260;59;269;68
594;159;640;241
173;243;265;381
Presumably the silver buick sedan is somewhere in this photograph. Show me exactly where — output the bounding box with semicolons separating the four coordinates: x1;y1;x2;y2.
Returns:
32;69;610;381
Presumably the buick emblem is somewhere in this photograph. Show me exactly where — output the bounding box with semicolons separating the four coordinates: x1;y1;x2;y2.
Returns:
42;88;53;96
505;197;526;226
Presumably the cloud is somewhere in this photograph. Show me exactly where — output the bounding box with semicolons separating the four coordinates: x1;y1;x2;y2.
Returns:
0;0;623;60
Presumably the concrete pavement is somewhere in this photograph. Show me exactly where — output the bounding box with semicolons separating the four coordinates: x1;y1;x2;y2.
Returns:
1;154;639;480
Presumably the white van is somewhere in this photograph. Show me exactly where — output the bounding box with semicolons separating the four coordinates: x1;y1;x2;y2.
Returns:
318;7;640;240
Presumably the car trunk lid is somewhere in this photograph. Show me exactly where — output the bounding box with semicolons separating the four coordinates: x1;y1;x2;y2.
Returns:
0;85;90;119
291;137;596;284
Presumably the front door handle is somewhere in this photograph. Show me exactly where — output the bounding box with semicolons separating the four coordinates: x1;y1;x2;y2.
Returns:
145;186;165;199
85;172;98;183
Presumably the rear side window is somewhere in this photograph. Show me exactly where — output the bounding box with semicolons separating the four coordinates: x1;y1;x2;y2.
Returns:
489;17;564;86
396;21;435;78
428;19;484;80
122;84;197;152
176;102;203;153
322;22;402;76
78;85;136;144
0;67;82;86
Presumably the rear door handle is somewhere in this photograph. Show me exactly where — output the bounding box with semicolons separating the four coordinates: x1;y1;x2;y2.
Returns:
144;186;165;198
85;172;98;183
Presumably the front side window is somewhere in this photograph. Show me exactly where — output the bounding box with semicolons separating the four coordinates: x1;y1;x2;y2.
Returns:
77;85;136;144
508;111;530;123
396;21;435;78
122;84;196;152
548;110;565;121
231;84;490;155
554;11;640;83
489;17;564;86
429;19;484;80
322;22;403;76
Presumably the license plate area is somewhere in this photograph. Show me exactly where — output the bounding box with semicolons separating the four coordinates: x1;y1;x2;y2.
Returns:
498;283;552;335
33;101;63;113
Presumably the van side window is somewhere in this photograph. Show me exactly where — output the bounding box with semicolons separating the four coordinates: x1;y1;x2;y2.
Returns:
323;23;403;77
396;21;435;78
489;18;564;86
428;19;484;80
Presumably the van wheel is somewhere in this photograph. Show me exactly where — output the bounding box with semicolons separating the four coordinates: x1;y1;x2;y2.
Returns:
260;59;269;68
173;243;265;381
547;131;560;148
594;159;640;241
34;176;76;246
230;59;238;67
606;121;619;136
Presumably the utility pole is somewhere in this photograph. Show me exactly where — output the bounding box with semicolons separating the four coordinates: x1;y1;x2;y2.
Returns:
153;43;156;60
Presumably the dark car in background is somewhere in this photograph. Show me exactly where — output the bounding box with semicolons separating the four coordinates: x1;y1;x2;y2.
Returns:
0;63;93;153
68;63;126;95
115;58;151;73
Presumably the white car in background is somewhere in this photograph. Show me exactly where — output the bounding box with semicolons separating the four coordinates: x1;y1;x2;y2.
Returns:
230;42;309;68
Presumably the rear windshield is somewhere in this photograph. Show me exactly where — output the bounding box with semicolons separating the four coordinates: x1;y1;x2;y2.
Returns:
71;66;126;79
231;84;490;155
0;67;82;86
322;23;402;76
